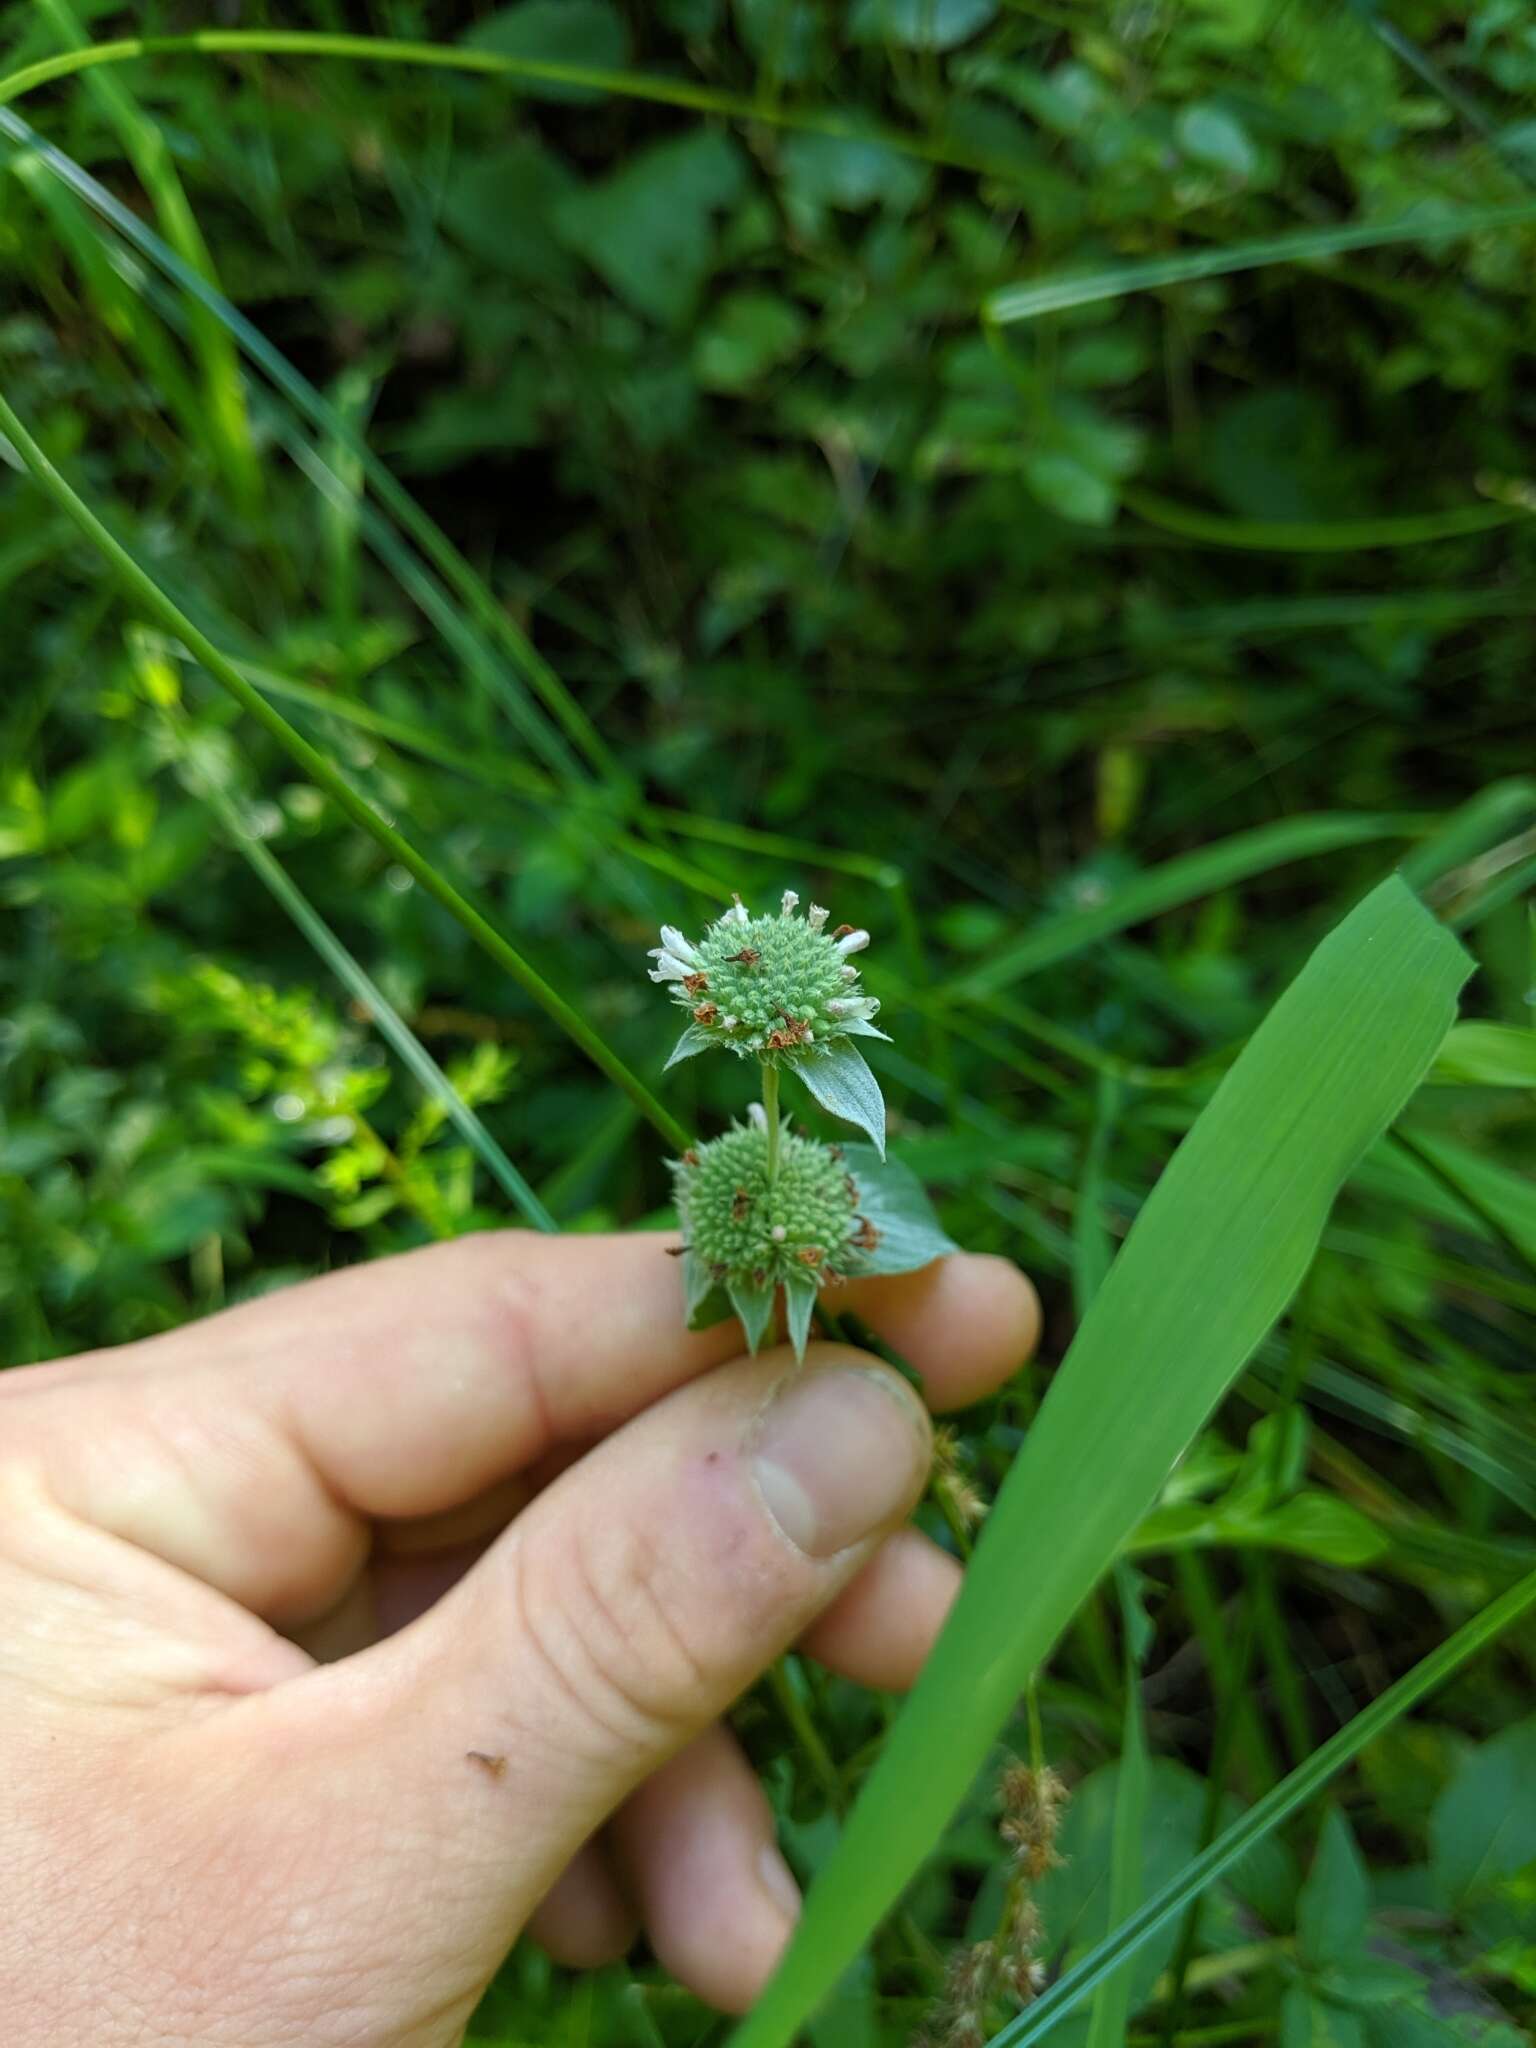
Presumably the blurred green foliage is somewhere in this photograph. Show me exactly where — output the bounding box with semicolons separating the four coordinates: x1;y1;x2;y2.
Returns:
2;0;1535;2041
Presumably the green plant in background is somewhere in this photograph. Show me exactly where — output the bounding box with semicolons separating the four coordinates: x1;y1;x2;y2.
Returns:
3;3;1536;2045
655;889;953;1354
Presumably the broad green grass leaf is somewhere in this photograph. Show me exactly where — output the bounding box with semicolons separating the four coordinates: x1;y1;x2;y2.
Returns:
730;877;1470;2048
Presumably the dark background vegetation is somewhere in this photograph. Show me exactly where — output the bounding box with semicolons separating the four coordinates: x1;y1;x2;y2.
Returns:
2;1;1535;2042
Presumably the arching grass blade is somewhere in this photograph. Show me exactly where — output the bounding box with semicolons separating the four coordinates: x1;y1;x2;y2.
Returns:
729;879;1470;2048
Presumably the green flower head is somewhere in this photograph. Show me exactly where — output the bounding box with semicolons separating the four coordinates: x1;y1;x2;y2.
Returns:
649;891;886;1068
672;1109;879;1292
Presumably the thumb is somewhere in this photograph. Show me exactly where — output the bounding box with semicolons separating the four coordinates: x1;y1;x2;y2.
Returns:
309;1343;930;1974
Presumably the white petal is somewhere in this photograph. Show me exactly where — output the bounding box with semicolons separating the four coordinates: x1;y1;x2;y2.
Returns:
722;1014;739;1029
807;903;829;931
646;950;694;982
840;963;859;983
747;1102;767;1130
780;890;799;917
728;895;750;924
835;928;870;957
771;1224;787;1242
658;925;702;967
827;996;878;1021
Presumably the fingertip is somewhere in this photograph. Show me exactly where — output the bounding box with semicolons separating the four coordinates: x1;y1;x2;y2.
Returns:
613;1726;799;2014
799;1526;962;1690
526;1843;638;1971
847;1251;1041;1411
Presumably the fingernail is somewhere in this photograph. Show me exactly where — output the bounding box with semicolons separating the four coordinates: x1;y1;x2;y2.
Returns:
758;1841;802;1925
751;1366;930;1558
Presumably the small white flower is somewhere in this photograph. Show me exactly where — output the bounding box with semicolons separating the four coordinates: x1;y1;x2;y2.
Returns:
727;896;750;924
827;996;880;1022
780;890;799;917
747;1101;768;1130
647;949;695;983
840;963;859;983
807;903;829;931
722;1013;738;1030
771;1224;787;1242
658;925;702;967
835;928;870;957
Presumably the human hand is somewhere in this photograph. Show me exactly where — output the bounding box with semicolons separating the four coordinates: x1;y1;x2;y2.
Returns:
0;1232;1038;2044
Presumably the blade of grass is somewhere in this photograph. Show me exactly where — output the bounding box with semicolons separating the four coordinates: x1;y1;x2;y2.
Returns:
35;0;262;515
1071;1074;1121;1315
145;671;557;1232
729;877;1470;2048
1121;485;1525;552
991;1562;1536;2046
954;814;1422;998
1087;1574;1150;2048
985;198;1536;324
0;107;612;790
1347;0;1536;193
0;379;689;1153
0;29;1034;184
1400;778;1536;888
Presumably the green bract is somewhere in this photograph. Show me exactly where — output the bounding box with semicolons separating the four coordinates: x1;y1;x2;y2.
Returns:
650;890;885;1067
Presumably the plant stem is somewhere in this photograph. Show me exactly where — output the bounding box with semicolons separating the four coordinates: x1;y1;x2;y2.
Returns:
763;1064;780;1182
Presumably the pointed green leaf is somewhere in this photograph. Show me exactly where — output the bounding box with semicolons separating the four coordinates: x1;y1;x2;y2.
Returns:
728;1274;778;1355
841;1145;957;1275
836;1016;893;1042
1298;1810;1371;1972
684;1249;733;1331
784;1275;819;1361
1282;1986;1366;2048
795;1042;886;1155
665;1022;715;1070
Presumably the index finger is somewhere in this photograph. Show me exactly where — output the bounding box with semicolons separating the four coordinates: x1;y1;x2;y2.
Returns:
8;1232;1038;1621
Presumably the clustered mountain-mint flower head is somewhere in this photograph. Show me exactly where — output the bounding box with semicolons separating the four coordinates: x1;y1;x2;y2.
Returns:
671;1108;881;1297
649;890;885;1067
650;885;956;1360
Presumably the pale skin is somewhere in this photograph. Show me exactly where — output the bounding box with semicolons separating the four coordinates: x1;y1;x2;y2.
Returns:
0;1232;1040;2044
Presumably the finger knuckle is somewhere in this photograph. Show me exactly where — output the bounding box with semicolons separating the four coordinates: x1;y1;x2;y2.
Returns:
515;1514;727;1760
